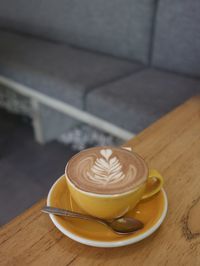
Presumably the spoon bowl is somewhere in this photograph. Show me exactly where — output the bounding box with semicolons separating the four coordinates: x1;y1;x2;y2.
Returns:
108;217;144;234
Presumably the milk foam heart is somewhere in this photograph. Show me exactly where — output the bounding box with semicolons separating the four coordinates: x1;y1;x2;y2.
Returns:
66;146;148;195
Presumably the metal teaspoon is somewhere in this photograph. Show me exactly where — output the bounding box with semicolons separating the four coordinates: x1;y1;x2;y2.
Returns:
42;206;144;235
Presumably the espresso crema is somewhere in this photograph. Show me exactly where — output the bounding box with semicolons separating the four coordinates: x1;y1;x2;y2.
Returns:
66;146;148;194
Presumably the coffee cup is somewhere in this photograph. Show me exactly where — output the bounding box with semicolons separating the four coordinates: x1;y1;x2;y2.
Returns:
65;146;163;219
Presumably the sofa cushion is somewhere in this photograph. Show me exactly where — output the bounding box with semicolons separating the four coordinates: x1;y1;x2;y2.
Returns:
86;69;200;133
152;0;200;77
0;0;156;64
0;30;143;108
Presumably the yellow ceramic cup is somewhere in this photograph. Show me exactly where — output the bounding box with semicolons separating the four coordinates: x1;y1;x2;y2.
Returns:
65;156;163;220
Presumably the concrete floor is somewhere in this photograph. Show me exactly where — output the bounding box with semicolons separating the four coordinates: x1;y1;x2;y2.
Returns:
0;108;77;226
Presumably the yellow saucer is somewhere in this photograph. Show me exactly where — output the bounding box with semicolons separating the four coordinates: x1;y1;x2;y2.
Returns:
47;175;168;248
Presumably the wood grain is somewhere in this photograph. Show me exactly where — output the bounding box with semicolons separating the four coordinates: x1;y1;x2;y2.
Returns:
1;96;200;266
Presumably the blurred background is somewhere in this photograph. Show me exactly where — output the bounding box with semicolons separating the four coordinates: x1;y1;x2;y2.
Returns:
0;0;199;225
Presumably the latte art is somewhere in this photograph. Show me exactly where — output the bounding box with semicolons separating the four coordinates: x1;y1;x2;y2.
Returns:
88;149;125;184
86;149;136;186
66;146;148;194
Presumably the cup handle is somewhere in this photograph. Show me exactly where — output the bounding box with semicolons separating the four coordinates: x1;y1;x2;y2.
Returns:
141;169;164;200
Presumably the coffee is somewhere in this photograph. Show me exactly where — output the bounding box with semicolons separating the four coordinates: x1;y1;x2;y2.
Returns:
66;146;148;195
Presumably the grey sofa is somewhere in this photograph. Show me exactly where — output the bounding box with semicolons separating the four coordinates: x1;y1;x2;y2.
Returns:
0;0;199;142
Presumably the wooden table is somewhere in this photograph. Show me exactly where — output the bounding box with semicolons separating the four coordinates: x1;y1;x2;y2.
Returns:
1;96;200;266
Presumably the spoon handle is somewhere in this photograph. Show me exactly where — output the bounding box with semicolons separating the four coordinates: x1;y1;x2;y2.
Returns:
42;206;105;224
